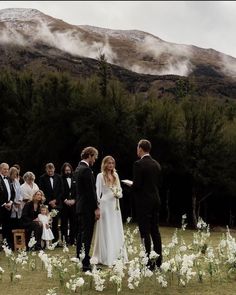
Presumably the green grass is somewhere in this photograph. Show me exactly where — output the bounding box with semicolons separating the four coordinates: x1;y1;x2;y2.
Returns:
1;224;236;295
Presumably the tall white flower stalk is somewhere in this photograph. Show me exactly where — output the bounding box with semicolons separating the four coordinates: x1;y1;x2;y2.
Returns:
192;217;210;254
2;240;17;282
181;214;188;231
38;251;53;278
109;259;126;295
85;262;107;292
66;275;84;293
127;257;141;290
217;228;236;278
51;255;68;287
204;245;220;286
123;226;139;256
0;267;4;281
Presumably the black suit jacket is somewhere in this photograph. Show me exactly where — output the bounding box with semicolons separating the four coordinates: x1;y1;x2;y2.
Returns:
132;155;161;216
21;201;41;227
61;175;76;201
38;173;63;209
0;176;15;206
74;162;98;214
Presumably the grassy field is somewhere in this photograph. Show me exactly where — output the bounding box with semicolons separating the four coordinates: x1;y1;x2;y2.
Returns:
1;224;236;295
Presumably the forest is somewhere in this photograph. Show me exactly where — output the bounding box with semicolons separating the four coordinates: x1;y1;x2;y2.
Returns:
1;63;236;228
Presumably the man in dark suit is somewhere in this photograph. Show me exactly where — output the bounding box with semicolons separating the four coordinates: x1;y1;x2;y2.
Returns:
0;162;15;248
132;139;162;269
74;146;100;271
60;162;77;245
38;163;63;244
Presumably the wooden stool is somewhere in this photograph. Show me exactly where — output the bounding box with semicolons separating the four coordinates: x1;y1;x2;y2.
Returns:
12;229;26;251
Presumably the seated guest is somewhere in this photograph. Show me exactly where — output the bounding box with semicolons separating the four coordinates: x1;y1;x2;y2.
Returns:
21;190;44;250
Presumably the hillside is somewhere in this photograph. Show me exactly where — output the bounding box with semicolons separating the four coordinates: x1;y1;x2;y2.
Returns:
0;8;236;99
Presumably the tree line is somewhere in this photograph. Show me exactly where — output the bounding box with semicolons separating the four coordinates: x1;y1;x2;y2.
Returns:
1;66;236;228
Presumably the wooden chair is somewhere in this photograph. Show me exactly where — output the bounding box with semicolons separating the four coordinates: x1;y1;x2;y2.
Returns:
12;229;26;251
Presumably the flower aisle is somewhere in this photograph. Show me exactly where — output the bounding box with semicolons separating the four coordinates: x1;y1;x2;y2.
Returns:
1;216;236;294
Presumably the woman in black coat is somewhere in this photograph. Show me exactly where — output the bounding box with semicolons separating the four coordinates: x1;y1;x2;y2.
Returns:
21;190;45;250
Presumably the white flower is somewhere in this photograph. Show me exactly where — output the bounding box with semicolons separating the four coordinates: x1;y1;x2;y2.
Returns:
14;274;22;280
161;261;171;272
70;257;80;263
90;256;98;265
28;236;37;248
49;209;59;218
126;216;132;223
0;267;4;273
149;250;159;260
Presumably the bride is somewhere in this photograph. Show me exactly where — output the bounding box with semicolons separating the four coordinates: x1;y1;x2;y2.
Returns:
92;155;128;266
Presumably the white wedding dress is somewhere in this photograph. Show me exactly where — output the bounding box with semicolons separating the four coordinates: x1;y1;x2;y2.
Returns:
92;172;128;266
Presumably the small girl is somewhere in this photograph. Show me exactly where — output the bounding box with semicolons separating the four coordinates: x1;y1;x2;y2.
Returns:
38;205;54;249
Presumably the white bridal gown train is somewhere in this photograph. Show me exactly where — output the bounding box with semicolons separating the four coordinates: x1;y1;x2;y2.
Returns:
92;172;128;266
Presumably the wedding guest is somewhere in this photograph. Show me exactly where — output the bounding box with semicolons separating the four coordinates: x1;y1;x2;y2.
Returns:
38;204;54;249
60;162;76;245
132;139;162;270
38;163;63;244
9;166;23;229
12;164;24;184
21;190;44;250
20;171;39;203
0;162;15;248
74;146;100;271
92;155;128;266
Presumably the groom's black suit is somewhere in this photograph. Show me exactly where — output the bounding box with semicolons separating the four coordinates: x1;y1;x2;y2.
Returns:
74;161;98;268
132;154;162;267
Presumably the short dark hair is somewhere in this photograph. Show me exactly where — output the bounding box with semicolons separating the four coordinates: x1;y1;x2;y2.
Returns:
138;139;152;152
81;147;98;160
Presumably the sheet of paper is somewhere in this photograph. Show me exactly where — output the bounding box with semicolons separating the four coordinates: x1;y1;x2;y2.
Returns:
121;179;133;186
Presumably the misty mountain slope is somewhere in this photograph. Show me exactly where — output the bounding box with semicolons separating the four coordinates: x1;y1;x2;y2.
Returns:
0;8;236;99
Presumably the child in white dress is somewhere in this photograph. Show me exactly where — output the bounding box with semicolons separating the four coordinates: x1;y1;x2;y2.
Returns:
38;205;54;249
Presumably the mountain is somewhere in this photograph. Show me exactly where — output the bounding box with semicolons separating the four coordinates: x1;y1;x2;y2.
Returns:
0;8;236;99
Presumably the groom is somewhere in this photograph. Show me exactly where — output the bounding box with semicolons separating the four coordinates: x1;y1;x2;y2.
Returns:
132;139;162;269
74;146;100;271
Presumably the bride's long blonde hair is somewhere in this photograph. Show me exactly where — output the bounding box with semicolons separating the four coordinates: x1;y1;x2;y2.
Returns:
101;155;118;186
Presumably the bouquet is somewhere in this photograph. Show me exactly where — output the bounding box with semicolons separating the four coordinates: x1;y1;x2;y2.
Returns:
110;186;122;210
49;209;59;218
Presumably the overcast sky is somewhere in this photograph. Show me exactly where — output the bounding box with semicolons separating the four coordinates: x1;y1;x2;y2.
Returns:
0;1;235;58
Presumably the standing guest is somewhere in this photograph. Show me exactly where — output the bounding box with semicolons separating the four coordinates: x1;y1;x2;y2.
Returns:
9;166;23;229
74;147;100;272
132;139;162;270
20;171;39;203
12;164;24;184
21;190;44;250
60;162;76;246
92;156;128;266
38;204;54;249
38;163;63;244
0;163;15;248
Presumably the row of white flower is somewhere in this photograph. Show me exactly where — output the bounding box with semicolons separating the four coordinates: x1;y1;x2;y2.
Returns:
1;215;236;294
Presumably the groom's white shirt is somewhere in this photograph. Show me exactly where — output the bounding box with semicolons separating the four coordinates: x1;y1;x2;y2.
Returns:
81;160;89;166
141;153;150;159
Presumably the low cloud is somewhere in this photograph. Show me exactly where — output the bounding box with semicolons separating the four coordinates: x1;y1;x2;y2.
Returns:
131;35;194;76
0;19;117;63
220;55;236;79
